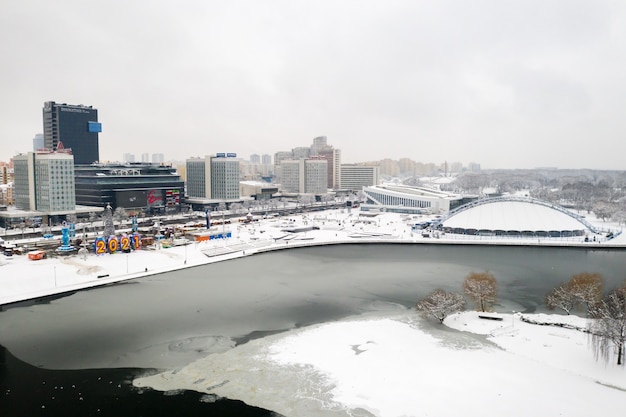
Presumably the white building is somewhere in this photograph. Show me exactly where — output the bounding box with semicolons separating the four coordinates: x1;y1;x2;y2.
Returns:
186;154;240;200
13;151;75;212
122;153;136;163
240;181;279;200
209;155;240;199
362;183;463;214
280;159;327;194
340;164;379;191
152;153;165;164
274;136;340;189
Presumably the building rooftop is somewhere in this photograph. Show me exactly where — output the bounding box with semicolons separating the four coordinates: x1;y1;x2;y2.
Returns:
441;197;591;233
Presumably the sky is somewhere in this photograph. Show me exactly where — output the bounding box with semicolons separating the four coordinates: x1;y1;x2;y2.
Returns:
1;0;626;169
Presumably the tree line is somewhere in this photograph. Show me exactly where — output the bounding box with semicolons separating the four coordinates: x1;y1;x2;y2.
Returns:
416;271;626;365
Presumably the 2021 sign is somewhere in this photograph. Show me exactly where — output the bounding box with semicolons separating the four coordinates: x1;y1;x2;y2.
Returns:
94;234;141;254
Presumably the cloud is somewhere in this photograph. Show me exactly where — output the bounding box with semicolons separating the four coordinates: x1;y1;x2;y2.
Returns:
1;0;626;169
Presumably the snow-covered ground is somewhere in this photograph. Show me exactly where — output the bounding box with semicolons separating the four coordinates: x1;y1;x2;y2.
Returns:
1;208;624;305
134;310;626;417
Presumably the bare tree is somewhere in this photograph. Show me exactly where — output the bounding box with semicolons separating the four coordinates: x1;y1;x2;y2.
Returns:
546;273;603;316
463;271;497;312
546;284;577;315
588;284;626;365
416;289;465;323
569;273;603;314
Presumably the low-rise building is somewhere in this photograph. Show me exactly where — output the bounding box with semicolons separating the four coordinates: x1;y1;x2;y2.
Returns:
74;163;184;214
361;183;465;214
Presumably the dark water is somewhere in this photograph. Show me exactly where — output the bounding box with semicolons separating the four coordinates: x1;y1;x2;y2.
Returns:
1;244;625;416
0;345;275;417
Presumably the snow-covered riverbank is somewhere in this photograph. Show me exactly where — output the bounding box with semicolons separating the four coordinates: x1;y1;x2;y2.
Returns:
134;310;626;417
2;208;625;305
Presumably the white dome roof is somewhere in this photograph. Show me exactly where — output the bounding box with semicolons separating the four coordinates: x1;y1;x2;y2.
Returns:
442;199;588;232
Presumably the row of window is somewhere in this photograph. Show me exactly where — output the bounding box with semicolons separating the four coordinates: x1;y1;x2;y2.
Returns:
365;191;433;208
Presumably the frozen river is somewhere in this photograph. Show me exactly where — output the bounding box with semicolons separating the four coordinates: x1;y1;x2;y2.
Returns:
2;244;625;369
1;244;625;416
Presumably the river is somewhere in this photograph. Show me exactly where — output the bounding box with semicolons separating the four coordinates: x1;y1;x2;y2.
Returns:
1;244;625;416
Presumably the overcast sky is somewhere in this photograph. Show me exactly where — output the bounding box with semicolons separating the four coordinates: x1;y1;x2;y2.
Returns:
1;0;625;169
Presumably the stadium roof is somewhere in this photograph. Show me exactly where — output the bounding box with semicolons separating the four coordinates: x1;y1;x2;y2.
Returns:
440;197;594;237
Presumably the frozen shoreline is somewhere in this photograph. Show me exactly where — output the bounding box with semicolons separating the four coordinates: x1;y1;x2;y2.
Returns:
134;310;626;417
1;209;625;306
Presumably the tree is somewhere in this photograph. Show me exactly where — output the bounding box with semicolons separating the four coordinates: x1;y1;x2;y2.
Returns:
113;207;128;225
546;273;603;316
229;202;243;215
569;273;603;314
416;289;465;323
66;213;78;225
463;271;497;312
546;284;577;315
592;202;618;223
588;284;626;365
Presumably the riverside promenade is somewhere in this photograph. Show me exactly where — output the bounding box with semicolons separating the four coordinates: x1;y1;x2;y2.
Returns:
1;208;624;306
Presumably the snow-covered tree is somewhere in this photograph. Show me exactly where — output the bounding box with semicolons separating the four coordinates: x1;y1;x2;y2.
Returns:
463;271;497;312
546;284;577;315
592;202;618;222
230;202;243;215
588;284;626;365
103;204;115;237
570;273;604;314
113;207;128;224
611;210;626;227
66;213;78;225
416;289;465;323
546;273;603;316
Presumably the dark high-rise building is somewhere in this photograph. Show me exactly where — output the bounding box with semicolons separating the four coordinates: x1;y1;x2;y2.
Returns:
43;101;102;165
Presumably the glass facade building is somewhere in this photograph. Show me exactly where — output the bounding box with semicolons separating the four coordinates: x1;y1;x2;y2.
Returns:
43;101;100;165
74;163;183;214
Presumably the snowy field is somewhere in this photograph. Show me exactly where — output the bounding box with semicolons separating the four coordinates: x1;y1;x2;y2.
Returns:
134;310;626;417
